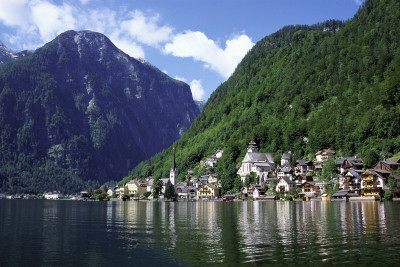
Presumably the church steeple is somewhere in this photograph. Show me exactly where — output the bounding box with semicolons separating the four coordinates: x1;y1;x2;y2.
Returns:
170;147;177;185
247;140;259;153
171;147;176;171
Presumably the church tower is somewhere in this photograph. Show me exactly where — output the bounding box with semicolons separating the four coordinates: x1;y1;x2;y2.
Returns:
247;140;259;153
170;147;177;185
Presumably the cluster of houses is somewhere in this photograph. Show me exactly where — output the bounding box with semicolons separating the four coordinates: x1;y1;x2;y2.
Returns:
237;143;400;200
119;141;400;201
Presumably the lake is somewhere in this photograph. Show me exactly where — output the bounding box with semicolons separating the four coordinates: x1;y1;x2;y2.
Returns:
1;199;400;266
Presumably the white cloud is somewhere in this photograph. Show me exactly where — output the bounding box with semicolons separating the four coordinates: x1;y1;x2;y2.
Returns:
109;36;145;59
164;31;254;79
190;79;205;101
0;0;29;28
30;1;77;41
174;76;187;82
353;0;363;5
120;10;173;47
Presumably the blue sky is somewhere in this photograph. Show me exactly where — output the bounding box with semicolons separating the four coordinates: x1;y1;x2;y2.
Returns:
0;0;363;100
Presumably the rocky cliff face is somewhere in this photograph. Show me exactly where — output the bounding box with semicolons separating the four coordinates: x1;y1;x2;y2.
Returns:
0;30;199;189
0;40;15;64
0;41;32;64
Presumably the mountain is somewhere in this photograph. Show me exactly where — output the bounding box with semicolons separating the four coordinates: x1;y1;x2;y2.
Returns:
0;30;199;193
127;0;400;193
0;41;32;64
194;100;207;112
0;41;16;64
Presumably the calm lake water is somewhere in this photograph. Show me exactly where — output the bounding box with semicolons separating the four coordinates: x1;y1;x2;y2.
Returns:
1;199;400;266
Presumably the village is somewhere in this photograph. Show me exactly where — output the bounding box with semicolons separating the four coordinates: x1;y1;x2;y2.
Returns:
106;141;400;202
1;141;399;202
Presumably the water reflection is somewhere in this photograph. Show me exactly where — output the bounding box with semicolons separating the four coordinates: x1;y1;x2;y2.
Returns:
2;200;400;266
110;200;400;265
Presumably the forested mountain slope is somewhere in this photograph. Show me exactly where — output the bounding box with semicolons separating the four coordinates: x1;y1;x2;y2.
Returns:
0;30;199;193
128;0;400;193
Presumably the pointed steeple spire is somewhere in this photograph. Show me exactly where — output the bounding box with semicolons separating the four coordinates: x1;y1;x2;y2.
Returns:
171;147;176;171
170;147;177;186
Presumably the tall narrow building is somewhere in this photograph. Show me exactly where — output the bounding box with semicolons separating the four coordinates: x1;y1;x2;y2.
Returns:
170;147;177;186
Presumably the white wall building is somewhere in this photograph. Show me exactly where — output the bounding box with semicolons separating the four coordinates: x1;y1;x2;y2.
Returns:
237;141;275;184
44;191;63;199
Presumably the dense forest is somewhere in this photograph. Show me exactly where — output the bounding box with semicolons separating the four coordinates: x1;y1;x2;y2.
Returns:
126;0;400;193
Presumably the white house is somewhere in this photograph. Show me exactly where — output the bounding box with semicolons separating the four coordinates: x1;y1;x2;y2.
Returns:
253;185;265;198
176;186;196;199
237;141;275;184
275;177;296;195
315;149;335;163
107;187;117;196
44;191;63;200
203;150;224;168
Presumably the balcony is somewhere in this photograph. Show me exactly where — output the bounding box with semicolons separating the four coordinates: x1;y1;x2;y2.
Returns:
363;177;374;181
364;192;379;196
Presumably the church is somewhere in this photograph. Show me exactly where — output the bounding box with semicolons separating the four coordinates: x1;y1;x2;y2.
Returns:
237;141;275;184
170;147;177;186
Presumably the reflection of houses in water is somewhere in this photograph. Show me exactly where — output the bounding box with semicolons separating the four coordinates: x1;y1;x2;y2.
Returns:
106;201;116;228
239;201;251;250
194;202;223;261
238;201;277;262
346;202;364;237
276;201;292;242
196;201;218;227
166;202;177;249
361;202;386;237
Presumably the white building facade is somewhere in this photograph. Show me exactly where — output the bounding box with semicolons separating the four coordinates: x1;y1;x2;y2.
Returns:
237;141;275;184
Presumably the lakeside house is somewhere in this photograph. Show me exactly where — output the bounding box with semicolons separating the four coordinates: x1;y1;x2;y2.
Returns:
126;180;147;196
242;184;264;198
340;169;363;192
253;185;266;199
107;186;119;197
276;177;296;195
360;169;390;197
176;185;196;199
298;181;318;200
44;191;63;200
332;190;359;200
197;183;220;199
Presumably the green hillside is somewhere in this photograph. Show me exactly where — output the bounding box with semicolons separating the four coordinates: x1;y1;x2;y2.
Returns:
126;0;400;193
